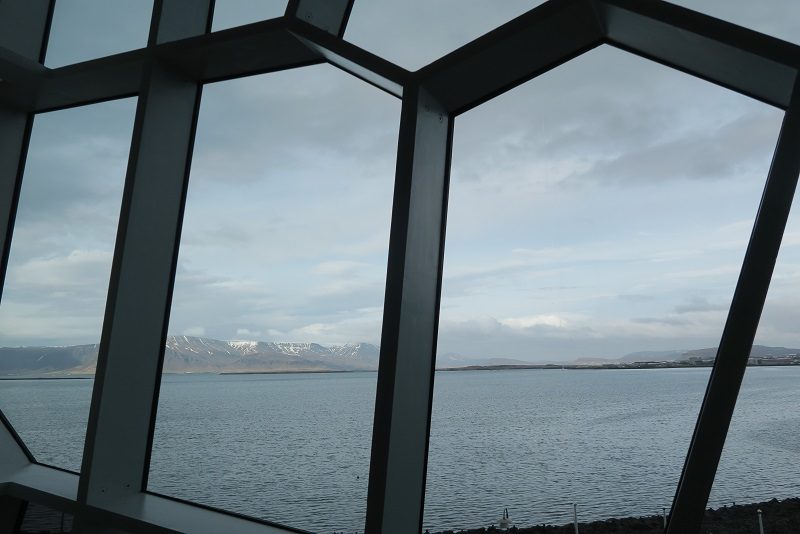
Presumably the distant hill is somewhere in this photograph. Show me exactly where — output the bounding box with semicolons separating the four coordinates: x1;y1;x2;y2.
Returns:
0;336;381;377
435;353;532;368
681;345;799;360
618;345;800;363
619;350;687;362
0;344;98;376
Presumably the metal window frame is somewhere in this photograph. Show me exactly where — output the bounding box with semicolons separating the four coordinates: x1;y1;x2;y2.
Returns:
1;0;799;532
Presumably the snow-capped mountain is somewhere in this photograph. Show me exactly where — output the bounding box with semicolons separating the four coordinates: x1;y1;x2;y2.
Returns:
162;336;380;373
0;336;382;376
330;343;380;364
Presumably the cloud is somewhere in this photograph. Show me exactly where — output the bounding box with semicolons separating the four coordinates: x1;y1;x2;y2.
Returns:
266;306;385;344
183;326;206;337
46;0;152;67
0;300;104;346
451;46;782;212
8;249;113;291
17;99;133;231
674;296;728;314
7;3;800;359
500;314;569;329
310;261;367;277
190;65;400;188
235;328;262;338
632;316;692;327
567;111;780;186
0;248;114;346
617;294;655;302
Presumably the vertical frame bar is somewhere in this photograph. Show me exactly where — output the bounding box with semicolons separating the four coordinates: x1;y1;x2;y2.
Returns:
366;86;453;534
667;79;800;532
77;0;212;511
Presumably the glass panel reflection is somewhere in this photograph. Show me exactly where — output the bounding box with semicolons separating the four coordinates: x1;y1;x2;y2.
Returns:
425;45;783;532
0;99;135;472
46;0;153;67
148;64;399;533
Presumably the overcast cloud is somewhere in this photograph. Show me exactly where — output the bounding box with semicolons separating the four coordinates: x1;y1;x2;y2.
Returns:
2;1;800;362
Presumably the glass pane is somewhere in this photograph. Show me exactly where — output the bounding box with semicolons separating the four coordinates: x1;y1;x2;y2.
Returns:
345;0;543;71
212;0;287;32
147;64;400;533
704;188;800;530
46;0;153;67
669;0;800;46
425;45;783;532
0;98;135;472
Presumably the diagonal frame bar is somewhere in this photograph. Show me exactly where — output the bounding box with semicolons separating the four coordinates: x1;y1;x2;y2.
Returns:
419;0;604;116
667;78;800;533
600;0;799;110
366;85;452;534
77;0;212;521
287;19;408;98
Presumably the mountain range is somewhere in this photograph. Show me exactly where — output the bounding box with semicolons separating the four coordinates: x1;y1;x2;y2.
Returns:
0;336;380;377
1;338;798;377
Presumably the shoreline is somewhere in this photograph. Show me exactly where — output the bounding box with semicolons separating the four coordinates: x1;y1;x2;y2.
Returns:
438;361;799;371
2;362;799;379
0;362;800;381
430;497;800;534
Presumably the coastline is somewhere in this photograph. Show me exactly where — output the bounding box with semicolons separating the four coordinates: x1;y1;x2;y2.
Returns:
438;360;800;371
430;498;800;534
3;361;799;379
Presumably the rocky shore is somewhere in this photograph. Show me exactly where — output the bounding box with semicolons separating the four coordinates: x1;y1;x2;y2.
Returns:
431;497;800;534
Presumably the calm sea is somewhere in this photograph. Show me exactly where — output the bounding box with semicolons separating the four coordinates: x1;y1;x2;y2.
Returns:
1;367;798;533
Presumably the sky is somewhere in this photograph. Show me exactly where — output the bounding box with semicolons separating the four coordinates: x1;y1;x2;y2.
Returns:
2;1;800;362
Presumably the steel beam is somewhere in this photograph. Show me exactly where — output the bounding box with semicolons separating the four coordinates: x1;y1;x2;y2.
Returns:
289;20;407;98
0;20;322;114
365;86;452;534
666;81;800;532
77;0;211;513
418;0;604;115
600;0;799;109
154;19;321;85
0;47;48;112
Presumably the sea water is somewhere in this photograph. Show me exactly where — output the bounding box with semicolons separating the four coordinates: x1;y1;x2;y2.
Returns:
1;367;798;532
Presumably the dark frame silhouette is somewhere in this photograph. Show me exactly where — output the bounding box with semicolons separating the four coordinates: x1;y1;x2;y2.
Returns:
1;1;798;532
